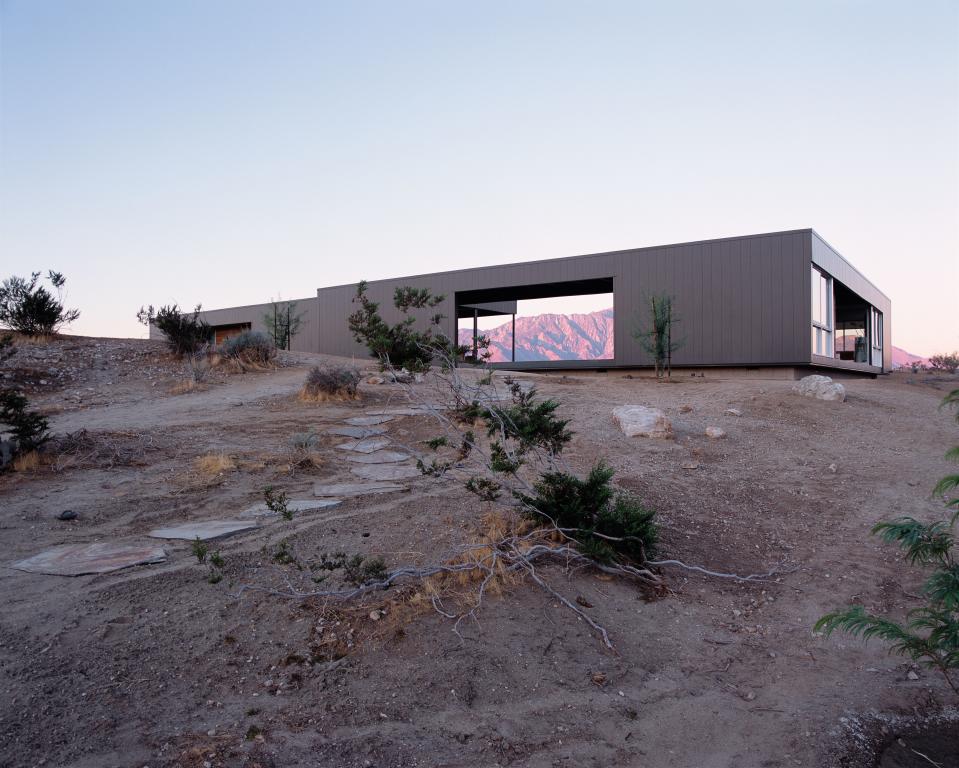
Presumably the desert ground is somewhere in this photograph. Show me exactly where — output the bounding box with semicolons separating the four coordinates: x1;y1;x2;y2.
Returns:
1;336;958;768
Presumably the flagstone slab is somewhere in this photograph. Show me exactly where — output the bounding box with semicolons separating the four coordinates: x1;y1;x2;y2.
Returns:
344;450;412;465
336;437;392;454
351;463;422;481
12;542;167;576
325;425;389;438
344;415;395;426
365;407;431;416
148;520;258;540
240;499;342;518
313;481;406;497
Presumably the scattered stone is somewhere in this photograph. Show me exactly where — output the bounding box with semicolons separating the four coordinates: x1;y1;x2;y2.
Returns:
369;610;382;621
611;405;673;439
57;510;78;521
365;375;386;385
679;404;693;414
336;437;392;454
725;408;742;417
12;542;167;576
705;426;726;439
906;670;919;681
148;520;258;540
325;425;389;439
314;481;406;497
351;463;422;481
241;499;342;518
345;450;412;465
681;461;700;470
345;415;395;426
792;375;846;402
827;463;837;473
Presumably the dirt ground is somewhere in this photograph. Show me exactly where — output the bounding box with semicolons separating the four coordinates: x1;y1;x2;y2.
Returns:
1;336;958;768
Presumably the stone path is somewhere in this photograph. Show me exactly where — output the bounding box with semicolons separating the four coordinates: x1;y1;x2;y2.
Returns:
148;520;259;540
351;463;422;481
12;542;167;576
335;437;392;453
344;450;412;465
325;425;388;438
313;481;407;497
344;415;395;426
240;499;342;518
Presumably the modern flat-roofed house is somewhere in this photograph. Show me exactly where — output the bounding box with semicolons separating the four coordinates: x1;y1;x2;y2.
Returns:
165;229;889;376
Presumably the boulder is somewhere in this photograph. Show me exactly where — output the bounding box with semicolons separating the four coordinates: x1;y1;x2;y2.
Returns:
612;405;673;438
705;426;726;439
792;375;846;402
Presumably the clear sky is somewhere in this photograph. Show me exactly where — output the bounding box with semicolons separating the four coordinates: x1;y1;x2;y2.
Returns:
1;0;956;356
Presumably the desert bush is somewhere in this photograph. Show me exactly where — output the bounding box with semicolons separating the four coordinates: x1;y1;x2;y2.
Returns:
348;280;447;372
262;299;305;350
0;270;80;337
301;365;359;401
815;388;959;694
264;485;292;520
633;292;683;379
219;331;276;369
519;461;658;564
0;388;51;469
194;452;236;476
929;352;959;374
137;304;210;357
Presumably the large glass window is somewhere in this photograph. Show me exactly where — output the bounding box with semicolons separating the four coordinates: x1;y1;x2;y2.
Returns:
811;266;833;357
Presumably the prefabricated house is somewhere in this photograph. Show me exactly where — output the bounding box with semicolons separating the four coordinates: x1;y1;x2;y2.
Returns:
169;229;890;376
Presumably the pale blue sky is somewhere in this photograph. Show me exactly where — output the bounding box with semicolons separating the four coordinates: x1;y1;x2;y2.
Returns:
1;0;956;355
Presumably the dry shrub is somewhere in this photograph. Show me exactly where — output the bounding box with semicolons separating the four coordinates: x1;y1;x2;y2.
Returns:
300;365;360;402
194;452;236;476
169;379;206;395
219;331;276;371
12;450;40;472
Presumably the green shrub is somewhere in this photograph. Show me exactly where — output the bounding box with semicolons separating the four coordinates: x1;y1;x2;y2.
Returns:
220;330;276;368
929;352;959;374
519;462;657;564
348;280;446;372
815;388;959;694
136;304;210;357
0;389;50;457
0;271;80;337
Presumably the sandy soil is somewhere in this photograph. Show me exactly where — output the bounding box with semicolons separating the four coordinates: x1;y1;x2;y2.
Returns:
1;337;958;768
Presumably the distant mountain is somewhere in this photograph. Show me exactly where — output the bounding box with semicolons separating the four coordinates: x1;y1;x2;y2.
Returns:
892;346;930;370
459;308;614;362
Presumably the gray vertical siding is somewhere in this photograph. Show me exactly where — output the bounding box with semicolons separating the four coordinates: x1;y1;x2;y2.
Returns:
189;229;889;372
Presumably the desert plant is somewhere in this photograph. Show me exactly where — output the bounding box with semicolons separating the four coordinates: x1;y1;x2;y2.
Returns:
191;537;209;564
348;280;446;372
633;293;683;379
0;389;51;457
137;304;210;357
815;388;959;694
301;365;359;401
0;334;14;365
262;299;305;350
0;270;80;337
929;352;959;374
264;485;292;520
209;551;225;568
219;330;276;370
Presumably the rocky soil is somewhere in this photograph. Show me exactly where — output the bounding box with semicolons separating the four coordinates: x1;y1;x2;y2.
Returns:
1;335;958;768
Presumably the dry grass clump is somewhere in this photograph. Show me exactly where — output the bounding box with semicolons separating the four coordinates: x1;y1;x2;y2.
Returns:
194;452;236;476
300;365;360;402
12;450;40;472
169;379;206;395
218;331;276;372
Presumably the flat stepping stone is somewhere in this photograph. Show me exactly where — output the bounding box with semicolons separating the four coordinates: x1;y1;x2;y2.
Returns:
344;415;395;426
11;542;167;576
365;406;430;416
148;520;258;540
336;437;392;454
344;450;412;464
240;499;342;518
352;463;422;481
313;481;406;497
325;425;389;438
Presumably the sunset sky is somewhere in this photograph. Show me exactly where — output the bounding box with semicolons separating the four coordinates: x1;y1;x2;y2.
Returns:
1;1;956;356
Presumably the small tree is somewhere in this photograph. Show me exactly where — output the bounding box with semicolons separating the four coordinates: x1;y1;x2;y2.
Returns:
348;281;446;372
262;299;305;351
929;352;959;374
136;304;210;357
633;293;683;379
0;271;80;337
815;388;959;694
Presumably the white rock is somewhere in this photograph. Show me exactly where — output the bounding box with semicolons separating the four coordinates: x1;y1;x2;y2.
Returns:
792;375;846;402
611;406;673;439
705;426;726;439
725;408;742;417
